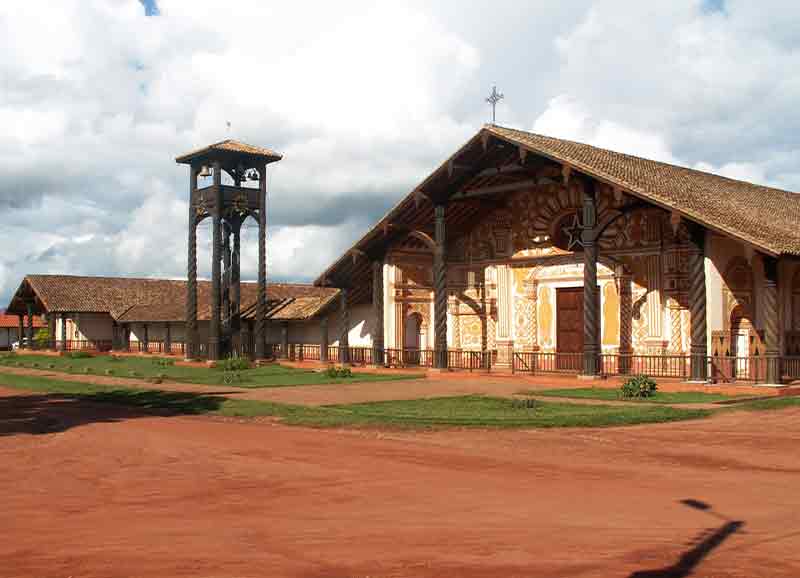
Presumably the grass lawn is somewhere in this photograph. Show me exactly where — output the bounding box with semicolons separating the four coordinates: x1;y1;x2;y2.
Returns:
0;372;712;429
0;353;419;388
526;387;748;404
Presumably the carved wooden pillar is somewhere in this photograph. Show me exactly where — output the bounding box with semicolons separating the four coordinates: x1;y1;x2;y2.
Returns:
688;224;708;381
17;315;23;345
320;316;329;363
222;220;232;345
143;323;149;353
232;221;242;346
763;256;780;384
123;324;131;351
339;288;350;364
618;271;633;374
255;163;268;359
186;165;198;359
582;180;600;376
165;322;172;355
372;260;385;366
433;203;448;369
281;322;289;359
208;160;223;361
25;302;34;348
60;314;67;351
48;313;56;349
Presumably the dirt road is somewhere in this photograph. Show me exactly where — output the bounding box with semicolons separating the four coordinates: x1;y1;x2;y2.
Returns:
2;386;799;577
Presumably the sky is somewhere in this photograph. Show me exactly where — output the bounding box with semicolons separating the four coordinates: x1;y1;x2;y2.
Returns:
2;0;800;305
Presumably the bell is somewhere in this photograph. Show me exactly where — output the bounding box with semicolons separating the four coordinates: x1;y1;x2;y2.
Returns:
199;165;212;178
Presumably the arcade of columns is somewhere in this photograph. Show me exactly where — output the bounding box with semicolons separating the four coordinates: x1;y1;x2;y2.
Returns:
372;170;787;383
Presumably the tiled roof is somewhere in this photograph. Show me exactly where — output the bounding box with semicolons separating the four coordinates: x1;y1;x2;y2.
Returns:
487;125;800;255
175;139;283;164
9;275;337;322
316;124;800;287
0;313;45;329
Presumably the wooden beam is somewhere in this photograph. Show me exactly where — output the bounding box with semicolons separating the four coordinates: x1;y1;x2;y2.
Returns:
562;164;572;186
454;178;538;200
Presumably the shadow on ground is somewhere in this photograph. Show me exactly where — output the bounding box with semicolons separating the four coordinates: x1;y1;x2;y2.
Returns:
0;390;227;436
630;500;744;577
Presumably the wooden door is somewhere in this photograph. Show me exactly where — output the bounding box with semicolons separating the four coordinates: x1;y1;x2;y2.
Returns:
557;288;584;354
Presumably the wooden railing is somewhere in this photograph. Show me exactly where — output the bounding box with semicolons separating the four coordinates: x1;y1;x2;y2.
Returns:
512;352;582;374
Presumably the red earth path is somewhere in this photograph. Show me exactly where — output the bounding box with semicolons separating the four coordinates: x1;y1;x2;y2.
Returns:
2;386;799;577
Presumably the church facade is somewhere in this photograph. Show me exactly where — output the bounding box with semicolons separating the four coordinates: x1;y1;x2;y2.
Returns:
317;125;800;383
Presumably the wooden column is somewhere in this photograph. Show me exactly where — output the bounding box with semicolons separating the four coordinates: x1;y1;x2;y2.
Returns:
763;256;780;384
165;323;172;355
372;260;385;366
433;203;448;369
281;322;289;359
48;313;56;349
339;288;350;364
232;221;242;347
618;271;633;374
25;302;34;348
17;315;23;346
581;180;600;376
687;224;708;381
209;160;222;361
255;163;268;359
143;323;149;353
186;165;198;360
60;314;67;351
320;316;329;363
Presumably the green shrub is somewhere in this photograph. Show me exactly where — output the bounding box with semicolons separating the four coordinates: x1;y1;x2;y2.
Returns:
105;369;115;376
31;362;40;368
83;367;93;374
109;355;122;362
325;365;353;379
222;370;243;385
152;357;175;368
620;374;658;399
128;370;139;377
34;328;50;349
511;397;538;410
66;351;93;359
47;363;56;369
217;356;250;372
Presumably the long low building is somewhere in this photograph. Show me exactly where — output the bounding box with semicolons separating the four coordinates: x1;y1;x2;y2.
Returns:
0;311;45;350
5;275;376;357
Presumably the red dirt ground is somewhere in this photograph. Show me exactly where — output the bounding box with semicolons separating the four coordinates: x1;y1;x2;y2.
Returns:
2;385;800;578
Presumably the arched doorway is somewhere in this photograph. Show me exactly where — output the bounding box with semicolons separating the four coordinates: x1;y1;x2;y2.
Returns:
403;312;424;364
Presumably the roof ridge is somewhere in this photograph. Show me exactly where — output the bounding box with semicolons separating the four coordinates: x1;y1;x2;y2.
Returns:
489;124;796;195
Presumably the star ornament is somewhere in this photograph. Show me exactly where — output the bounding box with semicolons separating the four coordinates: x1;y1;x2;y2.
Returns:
562;212;584;251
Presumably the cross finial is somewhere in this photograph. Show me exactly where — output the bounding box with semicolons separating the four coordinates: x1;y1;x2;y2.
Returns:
486;85;504;125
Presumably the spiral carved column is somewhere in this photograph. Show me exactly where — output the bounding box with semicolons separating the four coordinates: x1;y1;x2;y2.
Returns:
372;260;385;366
688;224;708;381
433;203;448;369
320;316;329;363
763;256;780;384
582;179;600;376
208;161;222;362
339;288;350;364
255;163;268;359
618;273;633;374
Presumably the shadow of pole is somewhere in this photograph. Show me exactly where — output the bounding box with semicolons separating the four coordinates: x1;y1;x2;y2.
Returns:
629;499;745;578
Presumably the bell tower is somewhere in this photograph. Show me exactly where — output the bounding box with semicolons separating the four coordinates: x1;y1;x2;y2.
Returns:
176;140;282;361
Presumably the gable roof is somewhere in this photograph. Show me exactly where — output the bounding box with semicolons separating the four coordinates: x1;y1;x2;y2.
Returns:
175;139;283;164
7;275;338;322
315;124;800;289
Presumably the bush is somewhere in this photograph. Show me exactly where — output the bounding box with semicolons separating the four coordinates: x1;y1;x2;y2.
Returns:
511;397;538;410
83;367;93;374
109;355;122;362
105;369;114;376
128;370;139;377
620;374;658;399
66;351;93;359
222;370;242;385
325;365;353;379
217;356;250;372
152;357;175;368
34;328;50;349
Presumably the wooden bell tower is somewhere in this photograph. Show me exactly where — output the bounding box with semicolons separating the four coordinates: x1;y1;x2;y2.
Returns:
176;140;282;361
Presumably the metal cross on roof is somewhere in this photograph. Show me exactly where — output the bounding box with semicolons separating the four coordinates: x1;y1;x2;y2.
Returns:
486;85;504;125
